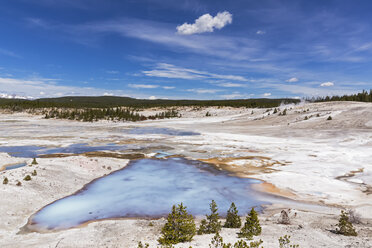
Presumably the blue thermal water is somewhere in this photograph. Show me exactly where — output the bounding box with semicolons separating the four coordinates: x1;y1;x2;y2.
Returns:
30;158;266;230
4;162;27;170
127;127;200;136
0;143;128;158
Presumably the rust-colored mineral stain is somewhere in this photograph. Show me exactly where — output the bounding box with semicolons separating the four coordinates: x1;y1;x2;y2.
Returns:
253;182;296;198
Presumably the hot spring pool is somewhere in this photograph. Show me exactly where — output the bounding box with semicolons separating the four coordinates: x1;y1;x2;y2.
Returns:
29;157;267;230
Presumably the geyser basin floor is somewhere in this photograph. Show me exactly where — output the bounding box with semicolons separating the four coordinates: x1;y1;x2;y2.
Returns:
29;157;266;231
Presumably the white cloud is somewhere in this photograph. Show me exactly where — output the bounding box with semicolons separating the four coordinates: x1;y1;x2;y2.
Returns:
162;86;175;89
143;63;249;82
263;93;271;97
320;82;334;87
256;30;266;35
286;77;299;83
103;92;114;96
128;84;159;89
148;96;157;100
177;11;232;35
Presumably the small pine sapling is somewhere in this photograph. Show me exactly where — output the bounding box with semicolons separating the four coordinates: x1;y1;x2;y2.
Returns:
327;116;332;120
31;170;37;176
3;177;8;184
224;202;242;228
158;203;196;245
198;200;222;234
336;210;357;236
239;208;261;240
31;158;38;165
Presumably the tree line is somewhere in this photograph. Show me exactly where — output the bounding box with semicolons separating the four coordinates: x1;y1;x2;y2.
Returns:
0;96;300;110
309;89;372;103
43;108;180;122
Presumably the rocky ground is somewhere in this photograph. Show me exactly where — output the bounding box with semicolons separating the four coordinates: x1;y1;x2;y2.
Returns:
0;101;371;247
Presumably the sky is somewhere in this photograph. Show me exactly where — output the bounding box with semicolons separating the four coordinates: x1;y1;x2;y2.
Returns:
1;0;372;100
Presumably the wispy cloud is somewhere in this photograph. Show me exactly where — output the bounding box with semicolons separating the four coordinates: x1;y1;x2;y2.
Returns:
143;63;250;82
187;88;222;94
263;92;271;97
106;70;119;74
0;48;22;59
176;11;232;35
0;77;128;98
216;82;246;87
128;84;159;89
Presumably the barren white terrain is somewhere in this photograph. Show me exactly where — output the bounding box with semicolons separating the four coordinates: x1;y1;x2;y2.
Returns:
0;101;371;247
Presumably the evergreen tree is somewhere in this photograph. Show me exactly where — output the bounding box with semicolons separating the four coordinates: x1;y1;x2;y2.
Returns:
158;203;196;245
239;208;261;240
3;177;8;184
336;210;357;236
224;202;241;228
31;158;38;165
198;200;222;234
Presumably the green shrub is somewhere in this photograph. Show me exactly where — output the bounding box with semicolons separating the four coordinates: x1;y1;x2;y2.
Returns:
327;116;332;120
239;208;261;240
224;202;241;228
137;241;149;248
336;210;357;236
278;235;299;248
23;175;31;181
31;158;38;165
158;203;196;245
209;232;227;248
16;181;22;186
3;177;8;184
198;200;222;234
31;170;37;176
209;233;263;248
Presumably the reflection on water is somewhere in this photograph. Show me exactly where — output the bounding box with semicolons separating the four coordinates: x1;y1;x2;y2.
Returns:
30;157;266;230
0;143;128;158
127;127;200;136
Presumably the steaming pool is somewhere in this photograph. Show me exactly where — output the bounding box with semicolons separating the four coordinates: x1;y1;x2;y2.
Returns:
29;157;267;230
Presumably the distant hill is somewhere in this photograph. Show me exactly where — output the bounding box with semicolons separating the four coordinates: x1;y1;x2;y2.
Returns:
0;95;300;109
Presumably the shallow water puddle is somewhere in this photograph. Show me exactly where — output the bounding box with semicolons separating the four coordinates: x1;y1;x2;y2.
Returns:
127;127;200;136
0;143;128;158
3;162;27;170
29;157;266;230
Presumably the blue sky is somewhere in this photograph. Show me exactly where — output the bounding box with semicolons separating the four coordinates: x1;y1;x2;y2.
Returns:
1;0;372;99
